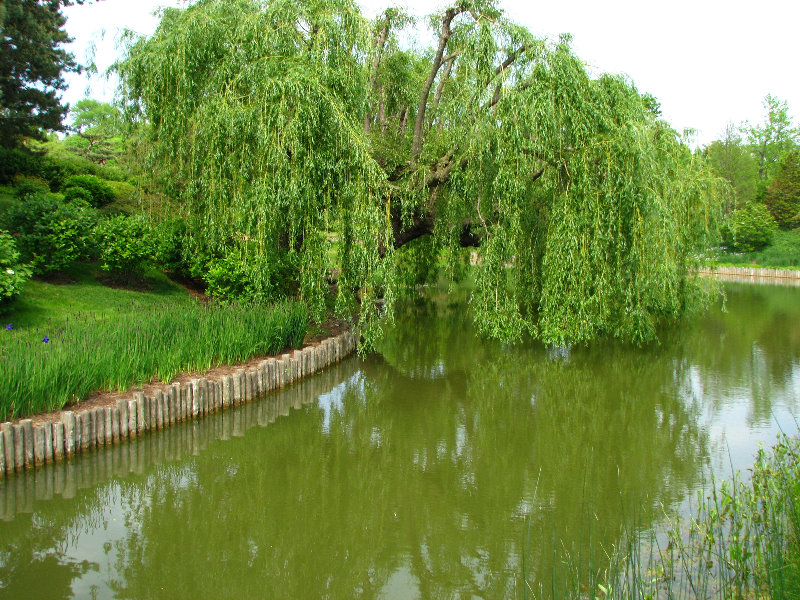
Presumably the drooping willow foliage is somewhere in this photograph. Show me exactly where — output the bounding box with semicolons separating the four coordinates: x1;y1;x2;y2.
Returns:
118;0;723;345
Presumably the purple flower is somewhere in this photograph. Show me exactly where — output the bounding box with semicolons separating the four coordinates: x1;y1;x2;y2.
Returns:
42;335;50;343
5;323;11;331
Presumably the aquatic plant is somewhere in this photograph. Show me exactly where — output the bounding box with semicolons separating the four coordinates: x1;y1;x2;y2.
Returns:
524;432;800;600
0;299;307;420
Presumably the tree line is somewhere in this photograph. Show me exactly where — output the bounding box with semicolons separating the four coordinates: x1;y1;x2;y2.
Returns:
705;95;800;252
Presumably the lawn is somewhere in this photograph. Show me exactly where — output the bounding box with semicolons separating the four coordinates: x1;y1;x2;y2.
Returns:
2;262;192;331
711;229;800;269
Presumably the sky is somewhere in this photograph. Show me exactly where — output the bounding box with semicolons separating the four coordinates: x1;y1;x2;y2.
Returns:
61;0;800;147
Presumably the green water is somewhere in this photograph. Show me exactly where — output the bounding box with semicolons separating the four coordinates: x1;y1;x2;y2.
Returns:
1;282;799;599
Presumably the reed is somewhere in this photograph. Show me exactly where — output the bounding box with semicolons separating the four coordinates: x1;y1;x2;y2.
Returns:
525;433;800;599
0;299;307;420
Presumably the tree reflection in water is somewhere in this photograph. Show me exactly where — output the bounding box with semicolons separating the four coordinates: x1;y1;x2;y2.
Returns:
0;282;797;599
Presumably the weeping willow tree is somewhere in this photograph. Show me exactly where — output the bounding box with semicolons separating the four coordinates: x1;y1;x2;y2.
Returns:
118;0;722;345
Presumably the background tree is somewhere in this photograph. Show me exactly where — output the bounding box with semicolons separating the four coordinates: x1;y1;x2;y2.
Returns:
0;0;85;147
118;0;723;345
705;122;759;213
63;99;124;164
743;94;800;184
764;151;800;228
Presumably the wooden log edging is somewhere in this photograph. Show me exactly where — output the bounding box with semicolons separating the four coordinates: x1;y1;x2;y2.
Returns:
0;330;358;479
0;359;357;520
698;266;800;280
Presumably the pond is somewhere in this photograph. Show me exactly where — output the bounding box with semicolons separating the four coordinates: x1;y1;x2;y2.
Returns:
0;281;798;599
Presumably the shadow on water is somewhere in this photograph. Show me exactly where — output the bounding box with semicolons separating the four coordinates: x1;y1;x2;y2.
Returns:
0;282;798;599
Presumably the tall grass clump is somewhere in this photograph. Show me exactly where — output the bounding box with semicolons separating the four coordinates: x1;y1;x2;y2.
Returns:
0;299;307;420
525;433;800;600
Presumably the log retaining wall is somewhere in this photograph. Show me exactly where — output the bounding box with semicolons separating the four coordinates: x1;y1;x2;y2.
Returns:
0;358;358;520
0;331;357;479
698;266;800;279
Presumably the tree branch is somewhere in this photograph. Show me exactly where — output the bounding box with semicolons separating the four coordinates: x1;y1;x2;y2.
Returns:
432;55;455;122
486;45;527;111
383;202;484;254
364;19;391;133
411;6;464;161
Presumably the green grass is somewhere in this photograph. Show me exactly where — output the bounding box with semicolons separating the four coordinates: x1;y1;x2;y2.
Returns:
2;263;191;329
0;265;307;420
711;230;800;269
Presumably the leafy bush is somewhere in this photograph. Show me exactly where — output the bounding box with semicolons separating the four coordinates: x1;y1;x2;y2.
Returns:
203;253;262;301
722;201;777;253
94;215;155;277
203;250;299;302
1;194;97;274
154;217;188;273
38;147;126;188
395;235;440;291
106;180;136;202
13;175;50;199
0;144;126;192
62;185;93;205
0;230;32;308
0;147;41;184
100;180;139;215
720;230;800;268
62;174;115;207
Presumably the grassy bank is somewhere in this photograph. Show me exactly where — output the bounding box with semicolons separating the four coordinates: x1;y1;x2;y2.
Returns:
710;230;800;269
529;433;800;600
0;266;307;421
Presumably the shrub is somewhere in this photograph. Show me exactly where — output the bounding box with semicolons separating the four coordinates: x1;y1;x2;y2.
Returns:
1;194;97;274
94;215;155;277
722;201;777;253
0;145;126;191
0;147;40;184
62;174;115;207
62;186;93;205
395;235;440;290
13;175;50;199
202;250;298;302
154;217;188;273
0;230;32;308
38;149;126;189
204;253;261;301
106;180;136;203
100;180;139;216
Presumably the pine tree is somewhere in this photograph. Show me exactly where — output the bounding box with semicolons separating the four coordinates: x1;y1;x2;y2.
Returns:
0;0;83;147
765;151;800;228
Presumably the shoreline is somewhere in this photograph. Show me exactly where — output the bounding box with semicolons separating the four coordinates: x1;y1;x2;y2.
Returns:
0;328;358;478
698;265;800;279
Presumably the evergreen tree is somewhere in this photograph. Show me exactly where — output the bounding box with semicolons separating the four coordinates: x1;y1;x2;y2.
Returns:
0;0;83;147
764;151;800;228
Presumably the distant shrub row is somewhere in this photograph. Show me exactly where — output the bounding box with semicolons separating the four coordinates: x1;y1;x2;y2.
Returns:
1;187;293;308
0;146;126;189
0;192;162;309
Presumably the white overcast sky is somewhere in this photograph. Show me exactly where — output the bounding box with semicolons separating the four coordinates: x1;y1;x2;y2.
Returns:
62;0;800;147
